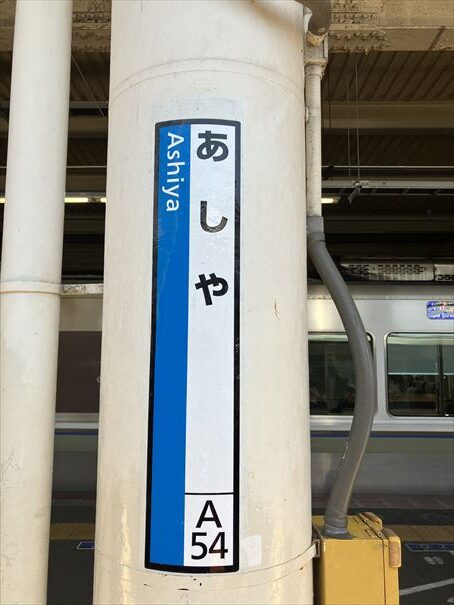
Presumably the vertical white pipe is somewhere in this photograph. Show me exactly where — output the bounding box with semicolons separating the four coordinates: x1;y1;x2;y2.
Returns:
95;1;312;603
0;2;72;603
305;62;325;217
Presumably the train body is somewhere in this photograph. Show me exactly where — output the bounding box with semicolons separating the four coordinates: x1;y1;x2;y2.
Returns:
54;283;454;496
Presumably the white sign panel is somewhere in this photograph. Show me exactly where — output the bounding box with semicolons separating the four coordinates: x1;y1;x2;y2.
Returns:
146;120;240;573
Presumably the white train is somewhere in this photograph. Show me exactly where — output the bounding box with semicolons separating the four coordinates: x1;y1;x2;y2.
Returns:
54;283;454;495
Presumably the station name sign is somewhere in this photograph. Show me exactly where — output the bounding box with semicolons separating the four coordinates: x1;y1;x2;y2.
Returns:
146;119;240;573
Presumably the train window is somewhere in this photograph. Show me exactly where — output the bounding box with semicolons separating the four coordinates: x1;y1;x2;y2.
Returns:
56;331;101;414
308;333;372;416
387;333;454;417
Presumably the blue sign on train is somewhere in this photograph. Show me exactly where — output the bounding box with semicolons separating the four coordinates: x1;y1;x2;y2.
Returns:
427;301;454;320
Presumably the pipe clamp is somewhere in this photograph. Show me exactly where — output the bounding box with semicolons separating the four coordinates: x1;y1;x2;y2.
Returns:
0;280;61;295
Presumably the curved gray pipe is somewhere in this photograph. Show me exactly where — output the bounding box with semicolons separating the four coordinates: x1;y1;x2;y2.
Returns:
307;216;376;537
296;0;332;40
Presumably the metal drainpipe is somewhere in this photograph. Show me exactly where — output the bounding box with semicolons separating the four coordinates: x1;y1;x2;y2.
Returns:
297;0;332;46
304;8;377;538
0;2;72;602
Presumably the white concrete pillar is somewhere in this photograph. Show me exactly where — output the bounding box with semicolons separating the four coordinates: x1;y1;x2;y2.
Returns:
95;1;312;603
0;2;72;603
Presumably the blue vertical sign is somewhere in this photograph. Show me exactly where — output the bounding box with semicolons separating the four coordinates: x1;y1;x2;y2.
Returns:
146;120;240;573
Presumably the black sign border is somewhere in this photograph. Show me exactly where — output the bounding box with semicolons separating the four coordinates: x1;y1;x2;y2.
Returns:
145;119;241;574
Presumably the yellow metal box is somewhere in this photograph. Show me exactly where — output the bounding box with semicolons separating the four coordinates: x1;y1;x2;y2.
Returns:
313;513;401;605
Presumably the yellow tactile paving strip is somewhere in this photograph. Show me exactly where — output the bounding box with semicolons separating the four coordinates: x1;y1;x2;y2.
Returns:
49;523;454;542
50;523;95;540
388;525;454;542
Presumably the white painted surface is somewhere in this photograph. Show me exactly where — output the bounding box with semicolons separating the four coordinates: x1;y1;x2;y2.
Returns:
305;63;324;217
0;2;72;603
186;122;236;497
183;495;234;568
304;36;327;218
95;0;312;602
241;535;263;568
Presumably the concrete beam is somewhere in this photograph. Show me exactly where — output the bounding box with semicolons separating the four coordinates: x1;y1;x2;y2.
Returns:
0;167;107;194
322;179;454;189
329;0;454;52
0;0;111;52
0;0;453;52
324;217;454;234
1;102;451;136
0;114;108;137
323;101;454;129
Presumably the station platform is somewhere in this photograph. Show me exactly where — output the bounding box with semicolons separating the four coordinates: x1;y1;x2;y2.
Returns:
48;495;454;605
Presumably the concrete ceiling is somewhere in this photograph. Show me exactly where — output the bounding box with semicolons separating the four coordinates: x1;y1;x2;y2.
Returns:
1;0;454;53
1;1;453;180
0;0;453;277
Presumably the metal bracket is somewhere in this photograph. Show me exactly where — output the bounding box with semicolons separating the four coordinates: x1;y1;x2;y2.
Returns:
313;538;321;558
